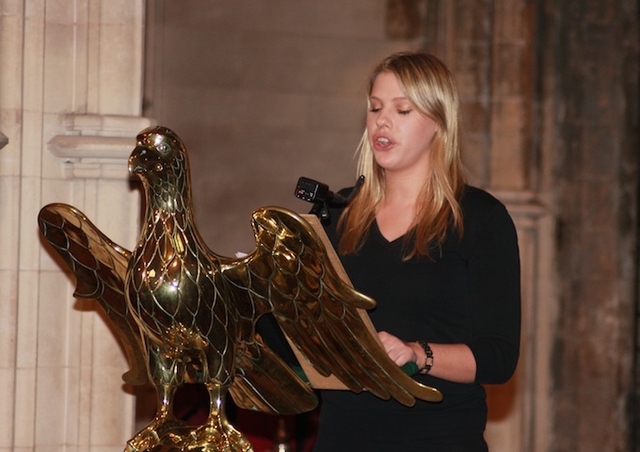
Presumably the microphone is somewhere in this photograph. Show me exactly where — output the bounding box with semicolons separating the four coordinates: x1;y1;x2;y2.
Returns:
294;175;364;221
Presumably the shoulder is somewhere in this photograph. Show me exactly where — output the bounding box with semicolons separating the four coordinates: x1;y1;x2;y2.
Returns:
459;185;516;235
460;185;505;211
460;185;510;220
456;186;520;266
321;186;353;242
337;186;355;198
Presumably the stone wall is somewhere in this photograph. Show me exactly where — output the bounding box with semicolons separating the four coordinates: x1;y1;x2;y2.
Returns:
542;0;639;450
0;1;150;451
144;0;423;257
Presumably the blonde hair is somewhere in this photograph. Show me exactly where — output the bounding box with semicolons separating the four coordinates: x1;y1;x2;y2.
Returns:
338;52;466;259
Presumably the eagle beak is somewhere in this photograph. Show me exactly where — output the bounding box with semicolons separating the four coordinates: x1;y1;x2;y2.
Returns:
129;146;146;176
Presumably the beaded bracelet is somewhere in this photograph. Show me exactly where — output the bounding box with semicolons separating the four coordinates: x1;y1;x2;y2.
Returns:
416;340;433;374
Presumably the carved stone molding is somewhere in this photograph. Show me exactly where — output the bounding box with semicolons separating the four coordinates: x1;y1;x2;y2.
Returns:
491;190;548;219
0;131;8;150
48;114;154;179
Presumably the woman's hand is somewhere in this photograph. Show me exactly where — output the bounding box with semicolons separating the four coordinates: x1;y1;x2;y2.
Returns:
377;330;420;367
377;330;477;383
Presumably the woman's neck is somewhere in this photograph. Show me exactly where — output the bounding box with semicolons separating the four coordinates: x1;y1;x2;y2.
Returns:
382;170;424;205
376;184;419;242
375;165;430;240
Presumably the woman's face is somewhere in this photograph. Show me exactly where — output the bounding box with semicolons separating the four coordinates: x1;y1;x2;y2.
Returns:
366;71;438;178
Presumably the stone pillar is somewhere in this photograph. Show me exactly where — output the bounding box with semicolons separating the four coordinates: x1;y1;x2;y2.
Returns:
0;1;151;451
543;1;639;451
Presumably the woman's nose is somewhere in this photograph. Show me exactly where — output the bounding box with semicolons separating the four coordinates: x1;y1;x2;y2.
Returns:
376;111;390;128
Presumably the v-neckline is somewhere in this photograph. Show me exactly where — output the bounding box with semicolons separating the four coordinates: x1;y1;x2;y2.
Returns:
373;219;405;245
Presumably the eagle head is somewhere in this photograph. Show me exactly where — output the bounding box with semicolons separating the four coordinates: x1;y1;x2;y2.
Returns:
129;126;192;209
129;126;188;183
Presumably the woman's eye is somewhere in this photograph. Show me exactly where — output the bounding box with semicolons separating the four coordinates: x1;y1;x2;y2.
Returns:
369;107;381;113
398;109;412;115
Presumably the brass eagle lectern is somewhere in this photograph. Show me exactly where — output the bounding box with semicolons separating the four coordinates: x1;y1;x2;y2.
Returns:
38;126;441;452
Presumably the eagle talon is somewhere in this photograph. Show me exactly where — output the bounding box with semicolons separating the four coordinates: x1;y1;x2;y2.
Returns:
125;418;191;452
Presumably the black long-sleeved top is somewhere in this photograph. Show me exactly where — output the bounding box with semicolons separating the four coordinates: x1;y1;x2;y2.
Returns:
313;185;521;452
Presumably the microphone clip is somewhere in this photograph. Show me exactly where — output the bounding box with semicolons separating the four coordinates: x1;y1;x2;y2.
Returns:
294;175;364;222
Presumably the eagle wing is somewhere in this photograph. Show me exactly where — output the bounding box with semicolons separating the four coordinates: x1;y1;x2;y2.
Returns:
222;206;442;413
37;203;147;386
226;326;319;415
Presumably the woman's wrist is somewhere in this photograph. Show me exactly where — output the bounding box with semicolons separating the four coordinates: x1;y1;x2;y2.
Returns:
415;340;433;374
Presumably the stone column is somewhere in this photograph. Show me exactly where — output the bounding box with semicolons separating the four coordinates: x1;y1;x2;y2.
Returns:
544;1;639;451
0;1;151;451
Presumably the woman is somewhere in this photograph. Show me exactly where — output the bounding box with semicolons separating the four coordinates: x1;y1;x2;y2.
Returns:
313;52;521;451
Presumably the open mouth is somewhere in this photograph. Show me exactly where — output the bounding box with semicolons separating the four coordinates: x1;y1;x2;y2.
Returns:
375;136;392;148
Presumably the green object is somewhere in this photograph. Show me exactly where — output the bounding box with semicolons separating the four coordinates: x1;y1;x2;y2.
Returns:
401;361;419;376
292;365;310;384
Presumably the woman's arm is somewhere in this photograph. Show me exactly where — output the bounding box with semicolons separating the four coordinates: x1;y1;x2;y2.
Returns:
378;331;477;383
379;198;521;385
